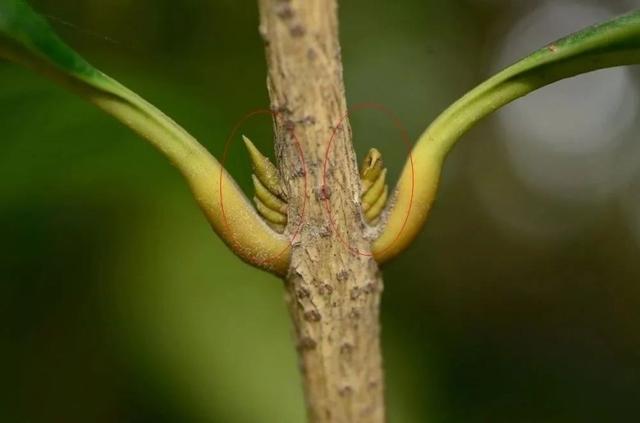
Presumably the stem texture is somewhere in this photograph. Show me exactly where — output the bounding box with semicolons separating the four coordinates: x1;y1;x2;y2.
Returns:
258;0;386;421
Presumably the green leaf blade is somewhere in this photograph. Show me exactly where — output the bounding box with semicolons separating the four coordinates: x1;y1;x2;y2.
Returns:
0;0;107;87
431;9;640;157
376;9;640;264
0;0;291;274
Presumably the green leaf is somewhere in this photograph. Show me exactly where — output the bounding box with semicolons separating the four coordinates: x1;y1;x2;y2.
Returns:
425;9;640;158
0;0;203;169
376;10;640;263
0;0;290;275
0;0;102;84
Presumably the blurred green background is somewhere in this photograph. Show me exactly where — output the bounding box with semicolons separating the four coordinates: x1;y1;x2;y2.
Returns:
2;0;640;421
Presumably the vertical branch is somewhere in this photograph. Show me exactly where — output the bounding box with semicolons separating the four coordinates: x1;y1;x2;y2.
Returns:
258;0;386;422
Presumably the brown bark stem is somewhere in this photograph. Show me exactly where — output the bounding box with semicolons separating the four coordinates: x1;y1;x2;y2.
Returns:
258;0;386;422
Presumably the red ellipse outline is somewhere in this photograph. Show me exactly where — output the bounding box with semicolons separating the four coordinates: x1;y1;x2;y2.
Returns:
219;109;307;268
322;103;415;257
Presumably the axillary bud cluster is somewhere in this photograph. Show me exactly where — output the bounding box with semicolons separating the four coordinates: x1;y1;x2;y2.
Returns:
243;135;388;232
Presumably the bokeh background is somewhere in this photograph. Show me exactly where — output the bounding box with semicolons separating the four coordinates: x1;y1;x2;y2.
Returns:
2;0;640;421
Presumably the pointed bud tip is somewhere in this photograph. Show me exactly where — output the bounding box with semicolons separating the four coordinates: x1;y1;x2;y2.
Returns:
242;134;254;148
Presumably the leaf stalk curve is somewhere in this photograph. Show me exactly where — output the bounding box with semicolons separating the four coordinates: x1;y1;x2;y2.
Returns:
0;0;289;274
373;9;640;263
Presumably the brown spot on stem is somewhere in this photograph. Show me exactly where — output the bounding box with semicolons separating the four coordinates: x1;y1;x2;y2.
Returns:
315;185;331;200
304;310;322;322
339;386;353;397
318;226;331;238
276;4;294;20
350;287;362;300
297;115;316;125
318;283;334;296
336;269;349;282
363;282;377;294
298;337;317;351
340;342;354;356
349;308;360;320
290;24;306;37
296;287;310;299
